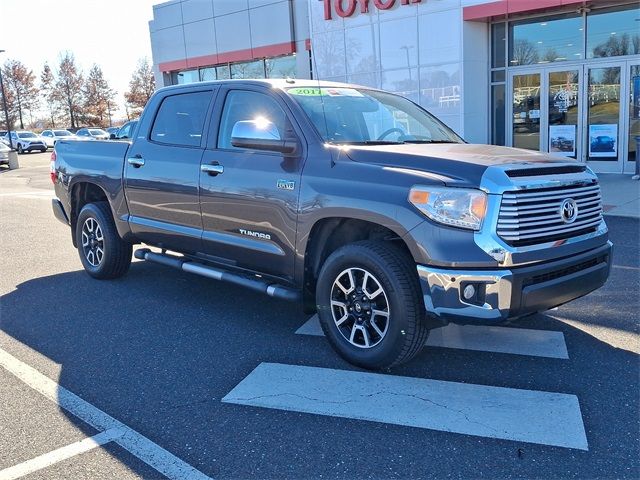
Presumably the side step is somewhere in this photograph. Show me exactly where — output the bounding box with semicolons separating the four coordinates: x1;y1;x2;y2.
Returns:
134;248;301;302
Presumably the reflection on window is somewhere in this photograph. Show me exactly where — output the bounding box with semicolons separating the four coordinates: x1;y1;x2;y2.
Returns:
492;22;506;68
231;60;266;79
199;68;216;81
265;55;297;78
491;84;505;146
509;15;583;65
216;66;230;80
587;5;640;59
418;66;460;112
177;69;199;84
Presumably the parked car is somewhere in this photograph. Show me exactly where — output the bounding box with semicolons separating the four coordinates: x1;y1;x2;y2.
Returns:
4;131;47;154
110;120;139;140
590;135;615;153
75;128;110;140
51;80;611;370
40;129;77;148
0;141;10;166
106;127;120;136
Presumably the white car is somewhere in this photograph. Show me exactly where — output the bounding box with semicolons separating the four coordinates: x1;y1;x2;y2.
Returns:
75;128;110;140
40;129;77;148
0;141;10;166
3;131;47;154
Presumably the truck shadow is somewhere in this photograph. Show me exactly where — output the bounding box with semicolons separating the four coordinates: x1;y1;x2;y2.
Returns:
0;257;638;477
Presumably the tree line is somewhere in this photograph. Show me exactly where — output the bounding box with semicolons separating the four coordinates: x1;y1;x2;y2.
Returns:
1;52;155;131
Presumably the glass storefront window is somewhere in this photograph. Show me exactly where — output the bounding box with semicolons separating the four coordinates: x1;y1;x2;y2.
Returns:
176;69;199;84
216;65;231;80
628;64;639;163
492;22;506;69
199;67;216;81
587;66;621;162
509;15;583;66
587;5;640;59
231;60;266;79
512;73;541;150
265;55;297;79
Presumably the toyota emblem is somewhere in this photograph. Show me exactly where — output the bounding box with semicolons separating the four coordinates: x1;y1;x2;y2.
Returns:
560;198;578;223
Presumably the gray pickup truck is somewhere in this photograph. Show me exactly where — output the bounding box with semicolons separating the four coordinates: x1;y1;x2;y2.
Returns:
51;80;612;369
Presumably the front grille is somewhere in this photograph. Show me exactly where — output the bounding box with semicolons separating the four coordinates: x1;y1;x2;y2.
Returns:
497;182;603;247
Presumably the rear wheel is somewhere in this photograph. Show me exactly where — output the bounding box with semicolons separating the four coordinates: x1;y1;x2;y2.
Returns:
316;241;430;370
17;144;23;154
76;202;132;279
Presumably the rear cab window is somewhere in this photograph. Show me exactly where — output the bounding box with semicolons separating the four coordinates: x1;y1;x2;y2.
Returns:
151;92;212;147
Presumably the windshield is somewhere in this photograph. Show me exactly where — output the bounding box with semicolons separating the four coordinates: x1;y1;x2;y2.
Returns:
89;129;107;135
286;87;462;145
54;130;72;136
18;132;37;139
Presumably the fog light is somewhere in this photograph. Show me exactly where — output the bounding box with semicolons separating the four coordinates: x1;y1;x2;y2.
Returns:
463;284;476;300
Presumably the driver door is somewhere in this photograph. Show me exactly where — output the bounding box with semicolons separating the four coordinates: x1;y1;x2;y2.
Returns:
199;87;304;282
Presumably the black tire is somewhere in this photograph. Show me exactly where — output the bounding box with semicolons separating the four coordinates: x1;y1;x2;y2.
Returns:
75;202;132;279
316;241;430;370
17;144;23;154
40;149;46;153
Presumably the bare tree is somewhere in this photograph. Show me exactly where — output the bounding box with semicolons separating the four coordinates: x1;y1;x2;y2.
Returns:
54;52;84;129
40;63;61;128
124;58;155;116
2;59;39;129
82;64;117;126
511;39;539;66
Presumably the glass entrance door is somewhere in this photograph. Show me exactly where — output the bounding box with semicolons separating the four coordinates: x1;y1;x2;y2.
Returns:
510;72;541;151
547;68;581;160
585;64;623;172
626;62;640;173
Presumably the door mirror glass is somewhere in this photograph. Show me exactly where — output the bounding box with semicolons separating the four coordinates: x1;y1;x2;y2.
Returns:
231;120;297;154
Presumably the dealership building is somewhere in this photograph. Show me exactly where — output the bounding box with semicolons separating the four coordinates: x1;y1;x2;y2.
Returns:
148;0;640;173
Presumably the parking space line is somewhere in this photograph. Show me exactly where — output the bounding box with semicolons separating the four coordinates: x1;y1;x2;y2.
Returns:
0;428;124;480
223;363;589;450
296;315;569;359
0;347;212;480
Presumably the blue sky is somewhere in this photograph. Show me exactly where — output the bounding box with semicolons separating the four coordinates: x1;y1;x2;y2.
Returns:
0;0;158;118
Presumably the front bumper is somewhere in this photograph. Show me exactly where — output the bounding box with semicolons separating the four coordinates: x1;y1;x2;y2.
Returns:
417;241;612;324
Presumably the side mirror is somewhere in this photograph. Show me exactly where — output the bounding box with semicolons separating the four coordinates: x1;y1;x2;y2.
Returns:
231;120;297;155
109;133;116;140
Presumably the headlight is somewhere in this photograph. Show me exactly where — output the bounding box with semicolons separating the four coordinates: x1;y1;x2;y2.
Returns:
409;186;487;231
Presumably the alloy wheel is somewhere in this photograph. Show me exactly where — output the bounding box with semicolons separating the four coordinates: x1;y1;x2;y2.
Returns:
81;217;104;267
330;267;390;349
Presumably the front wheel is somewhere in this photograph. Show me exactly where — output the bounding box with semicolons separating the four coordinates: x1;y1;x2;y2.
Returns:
17;144;23;154
76;202;132;279
316;241;430;370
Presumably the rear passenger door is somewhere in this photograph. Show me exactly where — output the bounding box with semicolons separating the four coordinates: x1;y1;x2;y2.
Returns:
199;86;305;282
124;88;216;253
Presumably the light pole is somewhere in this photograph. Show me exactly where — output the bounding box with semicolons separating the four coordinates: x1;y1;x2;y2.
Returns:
0;49;13;150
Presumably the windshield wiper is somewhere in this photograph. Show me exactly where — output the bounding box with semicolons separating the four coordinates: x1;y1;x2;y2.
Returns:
401;140;459;144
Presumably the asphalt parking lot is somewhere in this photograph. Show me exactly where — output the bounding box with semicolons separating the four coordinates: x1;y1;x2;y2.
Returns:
1;152;639;479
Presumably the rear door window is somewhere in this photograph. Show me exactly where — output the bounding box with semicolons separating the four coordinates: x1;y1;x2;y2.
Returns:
151;91;212;147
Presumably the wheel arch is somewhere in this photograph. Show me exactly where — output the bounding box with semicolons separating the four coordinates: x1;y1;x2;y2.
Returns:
69;181;111;247
301;215;420;313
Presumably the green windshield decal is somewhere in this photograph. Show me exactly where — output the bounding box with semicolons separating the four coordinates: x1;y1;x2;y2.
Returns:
288;87;364;97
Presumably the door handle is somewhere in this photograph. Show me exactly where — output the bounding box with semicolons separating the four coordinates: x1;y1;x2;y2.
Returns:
127;156;145;168
201;163;224;176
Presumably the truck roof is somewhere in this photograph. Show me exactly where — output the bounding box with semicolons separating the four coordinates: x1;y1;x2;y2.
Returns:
155;78;374;94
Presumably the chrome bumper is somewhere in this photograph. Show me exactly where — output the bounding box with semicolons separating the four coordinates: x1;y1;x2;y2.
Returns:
417;241;612;324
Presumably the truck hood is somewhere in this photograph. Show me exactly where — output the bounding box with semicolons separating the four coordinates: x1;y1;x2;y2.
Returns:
343;143;576;187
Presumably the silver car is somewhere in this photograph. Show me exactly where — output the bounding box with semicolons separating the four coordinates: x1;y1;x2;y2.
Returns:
41;129;77;148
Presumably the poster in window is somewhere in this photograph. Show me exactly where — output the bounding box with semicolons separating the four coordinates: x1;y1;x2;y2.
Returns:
549;125;576;157
589;124;618;158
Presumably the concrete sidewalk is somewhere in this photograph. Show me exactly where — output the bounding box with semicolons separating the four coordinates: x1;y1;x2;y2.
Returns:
598;174;640;219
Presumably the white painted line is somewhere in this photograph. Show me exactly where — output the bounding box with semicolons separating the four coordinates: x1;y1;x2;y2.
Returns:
0;191;55;198
223;363;588;450
0;428;124;480
0;348;212;480
297;315;568;359
425;324;569;359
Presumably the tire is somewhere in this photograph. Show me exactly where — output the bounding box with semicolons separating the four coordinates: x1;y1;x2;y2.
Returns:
316;241;430;370
75;202;132;279
40;149;46;153
17;144;23;154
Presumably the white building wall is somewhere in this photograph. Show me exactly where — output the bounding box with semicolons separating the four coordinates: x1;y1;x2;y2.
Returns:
307;0;493;141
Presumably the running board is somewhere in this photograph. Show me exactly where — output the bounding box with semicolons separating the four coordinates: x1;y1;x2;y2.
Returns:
134;248;301;302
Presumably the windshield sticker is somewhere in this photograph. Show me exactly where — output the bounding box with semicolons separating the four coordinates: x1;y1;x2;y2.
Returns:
288;87;364;97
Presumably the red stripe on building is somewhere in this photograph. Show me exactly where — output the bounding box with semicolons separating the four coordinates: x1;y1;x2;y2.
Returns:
463;0;586;21
159;41;296;73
